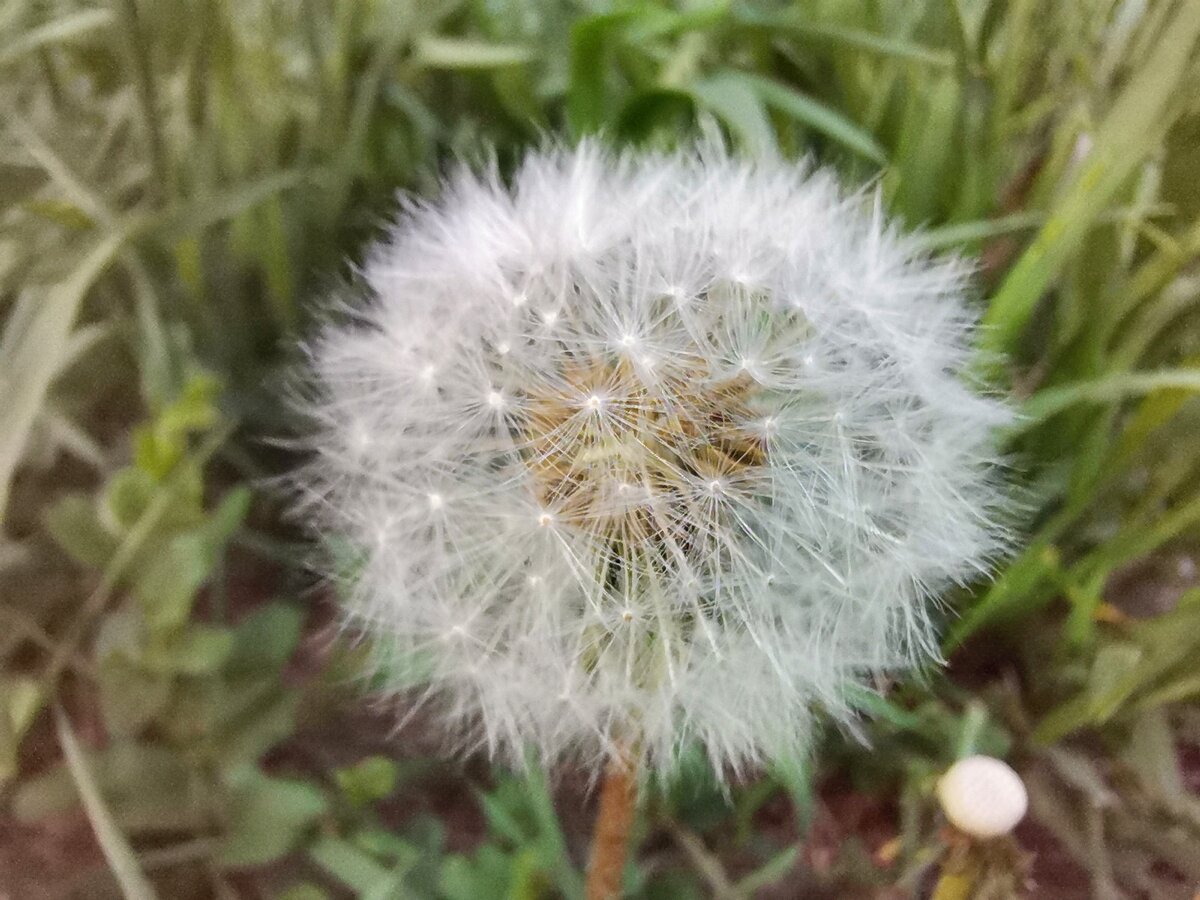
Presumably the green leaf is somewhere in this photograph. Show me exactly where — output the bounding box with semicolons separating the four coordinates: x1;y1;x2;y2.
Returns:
105;466;162;527
768;753;815;831
0;676;41;783
730;72;887;164
439;846;516;900
735;846;798;896
413;36;534;69
211;680;300;765
307;835;392;893
143;624;234;675
335;756;399;806
567;12;637;137
44;492;120;569
274;885;331;900
226;602;303;675
97;655;172;736
689;72;776;156
134;532;212;632
616;90;696;142
218;768;328;868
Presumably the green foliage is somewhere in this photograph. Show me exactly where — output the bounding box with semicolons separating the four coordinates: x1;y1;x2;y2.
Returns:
2;0;1200;897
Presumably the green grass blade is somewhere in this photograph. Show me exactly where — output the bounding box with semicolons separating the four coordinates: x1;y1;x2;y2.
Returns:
413;36;534;69
1015;369;1200;431
0;9;113;67
54;707;160;900
0;230;129;523
733;8;955;68
731;71;887;164
982;2;1200;351
689;72;777;156
567;12;638;137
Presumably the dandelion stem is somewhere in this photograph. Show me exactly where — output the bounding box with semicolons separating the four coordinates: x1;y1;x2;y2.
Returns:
585;748;638;900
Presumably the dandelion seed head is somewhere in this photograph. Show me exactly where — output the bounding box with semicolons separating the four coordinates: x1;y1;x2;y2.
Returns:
298;142;1012;775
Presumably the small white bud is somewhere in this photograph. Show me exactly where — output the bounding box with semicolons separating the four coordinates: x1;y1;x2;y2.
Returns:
937;756;1027;839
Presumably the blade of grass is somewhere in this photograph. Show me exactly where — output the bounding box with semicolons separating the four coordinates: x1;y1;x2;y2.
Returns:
982;1;1200;351
0;230;129;523
112;0;167;204
0;8;114;67
915;203;1173;251
733;8;955;68
54;706;160;900
521;751;585;900
11;112;115;226
155;168;312;241
689;72;777;156
730;71;887;164
412;36;533;69
567;11;638;137
1014;368;1200;431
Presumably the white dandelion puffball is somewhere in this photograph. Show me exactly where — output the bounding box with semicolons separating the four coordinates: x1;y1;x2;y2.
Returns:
301;143;1010;774
937;756;1028;838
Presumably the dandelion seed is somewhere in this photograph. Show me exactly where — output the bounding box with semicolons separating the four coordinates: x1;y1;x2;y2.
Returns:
297;141;1012;781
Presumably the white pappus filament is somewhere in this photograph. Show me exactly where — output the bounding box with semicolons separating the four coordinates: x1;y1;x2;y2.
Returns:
297;142;1012;775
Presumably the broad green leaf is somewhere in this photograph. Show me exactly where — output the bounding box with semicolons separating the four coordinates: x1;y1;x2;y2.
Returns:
134;533;212;632
307;835;392;893
97;656;172;736
44;493;120;569
226;602;303;675
335;756;399;807
143;624;234;675
211;681;299;764
219;768;328;868
439;846;514;900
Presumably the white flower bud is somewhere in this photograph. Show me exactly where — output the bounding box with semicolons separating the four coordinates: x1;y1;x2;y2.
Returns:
938;755;1028;838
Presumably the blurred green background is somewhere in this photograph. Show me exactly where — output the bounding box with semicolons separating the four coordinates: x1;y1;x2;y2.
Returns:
2;1;1200;897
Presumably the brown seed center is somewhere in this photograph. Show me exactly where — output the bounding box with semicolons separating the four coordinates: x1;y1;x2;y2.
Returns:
520;358;767;544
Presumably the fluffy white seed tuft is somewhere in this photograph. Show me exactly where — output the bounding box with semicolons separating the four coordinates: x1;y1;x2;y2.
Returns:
297;142;1012;775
